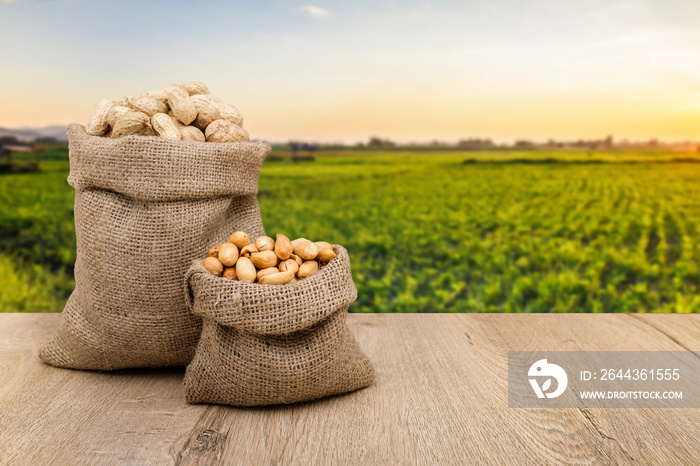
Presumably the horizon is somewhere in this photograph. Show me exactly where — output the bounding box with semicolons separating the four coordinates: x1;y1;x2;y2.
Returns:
1;0;699;143
3;123;699;148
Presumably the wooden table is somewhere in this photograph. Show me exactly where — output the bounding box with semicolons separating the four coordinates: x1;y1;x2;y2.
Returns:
1;313;698;465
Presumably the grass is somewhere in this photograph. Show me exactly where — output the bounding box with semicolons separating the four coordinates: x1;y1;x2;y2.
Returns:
0;146;75;312
2;146;699;312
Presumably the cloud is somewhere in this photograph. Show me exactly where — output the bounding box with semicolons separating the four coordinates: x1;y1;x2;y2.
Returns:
300;5;328;19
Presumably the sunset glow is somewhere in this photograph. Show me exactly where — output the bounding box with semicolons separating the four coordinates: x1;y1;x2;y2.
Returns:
1;0;699;143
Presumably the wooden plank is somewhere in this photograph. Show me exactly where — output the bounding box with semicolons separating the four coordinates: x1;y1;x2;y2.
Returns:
453;314;700;465
627;314;700;351
0;314;698;465
0;314;206;465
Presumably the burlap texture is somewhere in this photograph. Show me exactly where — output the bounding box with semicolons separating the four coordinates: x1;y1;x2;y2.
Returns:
183;246;375;406
39;124;270;370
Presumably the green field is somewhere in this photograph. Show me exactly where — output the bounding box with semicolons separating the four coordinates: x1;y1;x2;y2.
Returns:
2;147;700;313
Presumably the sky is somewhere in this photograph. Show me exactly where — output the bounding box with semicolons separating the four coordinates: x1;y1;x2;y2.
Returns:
1;0;699;143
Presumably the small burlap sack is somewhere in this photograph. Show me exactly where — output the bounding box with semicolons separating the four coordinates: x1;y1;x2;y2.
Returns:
40;124;270;370
183;246;375;406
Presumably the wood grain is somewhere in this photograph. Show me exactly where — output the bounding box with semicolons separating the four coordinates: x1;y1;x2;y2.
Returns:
0;313;698;465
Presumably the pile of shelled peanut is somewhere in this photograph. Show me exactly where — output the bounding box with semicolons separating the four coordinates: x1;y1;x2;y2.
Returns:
203;232;336;284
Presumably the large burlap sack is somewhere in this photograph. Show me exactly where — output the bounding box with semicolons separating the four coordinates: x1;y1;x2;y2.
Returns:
183;246;375;406
39;124;270;370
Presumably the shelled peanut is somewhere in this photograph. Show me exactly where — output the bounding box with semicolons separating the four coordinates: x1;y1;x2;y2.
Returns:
202;232;337;284
85;81;249;143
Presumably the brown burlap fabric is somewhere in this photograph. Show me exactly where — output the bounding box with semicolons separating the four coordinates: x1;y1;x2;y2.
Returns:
183;245;375;406
39;124;270;370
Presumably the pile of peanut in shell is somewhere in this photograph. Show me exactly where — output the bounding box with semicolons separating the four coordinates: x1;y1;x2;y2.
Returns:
203;232;337;285
85;81;248;143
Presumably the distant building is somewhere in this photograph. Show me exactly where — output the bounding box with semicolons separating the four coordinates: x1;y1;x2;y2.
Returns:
0;142;41;173
1;143;33;153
